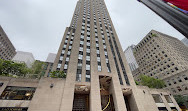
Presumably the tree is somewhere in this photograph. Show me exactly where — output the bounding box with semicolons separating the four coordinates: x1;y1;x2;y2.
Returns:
174;95;188;107
31;61;45;74
139;75;165;89
0;59;3;74
0;59;32;77
50;71;66;78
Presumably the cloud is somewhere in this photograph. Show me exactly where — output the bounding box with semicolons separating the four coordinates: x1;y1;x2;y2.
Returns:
105;0;185;50
0;0;185;61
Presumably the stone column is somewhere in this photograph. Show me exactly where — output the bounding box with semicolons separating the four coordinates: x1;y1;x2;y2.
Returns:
90;74;101;111
110;76;127;111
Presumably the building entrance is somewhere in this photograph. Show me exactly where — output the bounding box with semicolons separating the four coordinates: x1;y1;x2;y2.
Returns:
72;94;89;111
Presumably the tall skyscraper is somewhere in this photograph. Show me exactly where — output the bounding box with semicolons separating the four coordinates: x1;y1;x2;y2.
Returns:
51;0;180;110
52;0;139;110
138;0;188;38
182;38;188;47
134;30;188;95
0;25;16;60
124;45;139;71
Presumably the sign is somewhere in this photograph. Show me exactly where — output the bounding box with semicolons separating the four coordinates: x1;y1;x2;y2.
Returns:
0;108;28;111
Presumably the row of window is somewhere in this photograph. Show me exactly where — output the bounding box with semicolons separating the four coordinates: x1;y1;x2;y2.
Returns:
152;94;173;103
57;29;75;74
96;9;111;73
85;3;91;82
76;5;91;82
134;33;154;51
72;2;81;28
97;1;124;85
93;6;102;72
166;74;188;86
171;84;188;93
99;1;130;85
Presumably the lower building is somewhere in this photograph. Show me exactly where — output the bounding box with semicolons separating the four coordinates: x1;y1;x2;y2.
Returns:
133;30;188;95
12;51;35;68
46;53;56;63
0;76;181;111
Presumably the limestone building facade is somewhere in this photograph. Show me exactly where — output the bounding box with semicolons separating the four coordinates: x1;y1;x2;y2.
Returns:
0;76;181;111
134;30;188;95
0;25;16;60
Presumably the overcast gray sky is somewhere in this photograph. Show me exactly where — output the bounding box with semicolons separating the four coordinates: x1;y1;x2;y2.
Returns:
0;0;185;61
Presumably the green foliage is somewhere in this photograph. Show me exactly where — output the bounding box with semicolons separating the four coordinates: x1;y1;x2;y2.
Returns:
50;71;66;78
31;61;45;74
0;59;31;77
151;33;157;37
139;75;165;89
135;81;139;85
174;95;188;106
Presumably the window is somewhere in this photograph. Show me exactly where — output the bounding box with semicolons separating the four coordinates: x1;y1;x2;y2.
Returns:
177;86;182;91
86;61;90;65
79;47;83;51
172;79;177;84
77;69;82;74
86;56;90;61
175;67;178;71
0;86;36;100
0;82;3;87
86;49;90;53
171;88;176;93
182;84;188;90
177;77;182;82
152;94;163;103
80;41;84;45
86;65;90;70
164;95;173;103
66;57;69;61
183;75;188;80
57;64;61;68
166;81;171;86
78;54;83;60
64;64;68;69
158;107;168;111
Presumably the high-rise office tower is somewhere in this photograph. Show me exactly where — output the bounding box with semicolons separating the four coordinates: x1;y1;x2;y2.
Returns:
124;45;139;71
134;30;188;95
52;0;140;110
137;0;188;38
0;25;16;60
51;0;180;110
